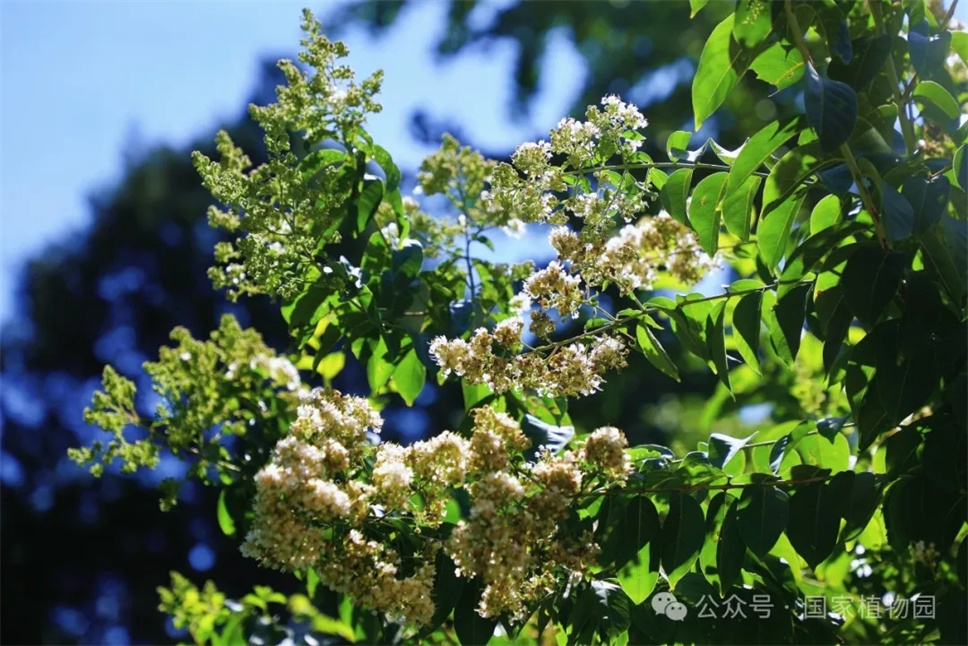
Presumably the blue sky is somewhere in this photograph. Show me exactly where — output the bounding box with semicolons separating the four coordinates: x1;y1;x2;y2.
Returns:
0;0;584;324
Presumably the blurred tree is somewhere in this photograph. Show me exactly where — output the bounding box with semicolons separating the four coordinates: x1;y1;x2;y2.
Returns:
0;60;296;644
329;0;797;150
0;3;764;641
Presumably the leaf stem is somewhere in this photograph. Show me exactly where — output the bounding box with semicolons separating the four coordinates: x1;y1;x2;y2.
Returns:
785;0;886;248
868;0;918;155
565;161;769;178
527;281;781;354
839;144;888;247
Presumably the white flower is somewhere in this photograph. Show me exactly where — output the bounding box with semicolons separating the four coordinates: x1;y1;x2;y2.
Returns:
509;293;532;314
502;218;526;239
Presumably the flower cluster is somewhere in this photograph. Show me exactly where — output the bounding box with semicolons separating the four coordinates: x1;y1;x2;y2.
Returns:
243;393;639;625
583;426;632;481
242;389;380;566
423;97;718;402
444;409;601;619
70;315;305;507
429;320;628;397
243;388;443;625
548;211;717;294
194;10;384;301
483;95;648;228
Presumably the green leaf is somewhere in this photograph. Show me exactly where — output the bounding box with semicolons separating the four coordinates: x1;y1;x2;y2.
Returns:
815;286;852;373
787;479;844;568
356;179;384;233
690;0;711;18
571;581;631;640
733;0;772;47
708;139;744;165
721;175;760;241
758;191;806;269
369;144;401;192
768;422;814;474
840;243;904;329
454;579;496;646
796;433;850;473
750;43;805;90
903;175;950;235
870;346;937;431
737;485;789;557
700;492;728;575
828;35;891;90
693;15;756;129
825;17;852;64
299;148;346;180
881;182;915;243
216;615;246;646
913;80;962;130
816;416;847;442
908;30;951;81
762;143;825;215
283;272;336;330
462;381;493;411
217;490;235;536
618;545;659;605
954;145;968;191
840;472;881;542
733;291;763;374
809;194;841;235
769;282;811;367
779;221;867;298
804;62;858;153
668;297;711;361
393;347;426;406
362;234;391;282
688;172;728;255
617;495;661;568
392;239;424;279
666;130;693;162
428;552;465;631
708;433;755;469
706;302;731;391
717;501;746;591
727;119;800;196
921;216;968;299
366;338;394;392
660;492;706;588
659;168;694;226
636;324;680;381
953;30;968;65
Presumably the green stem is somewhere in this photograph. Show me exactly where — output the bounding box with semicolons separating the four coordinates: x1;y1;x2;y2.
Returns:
840;145;888;247
785;0;887;248
940;0;960;32
564;161;769;178
869;0;917;155
527;281;780;354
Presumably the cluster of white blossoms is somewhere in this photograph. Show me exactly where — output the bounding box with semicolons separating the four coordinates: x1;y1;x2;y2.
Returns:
483;96;648;227
426;96;718;399
429;318;628;397
242;389;379;561
583;427;632;481
247;354;302;391
547;211;717;294
445;407;614;620
242;388;440;624
243;388;638;626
